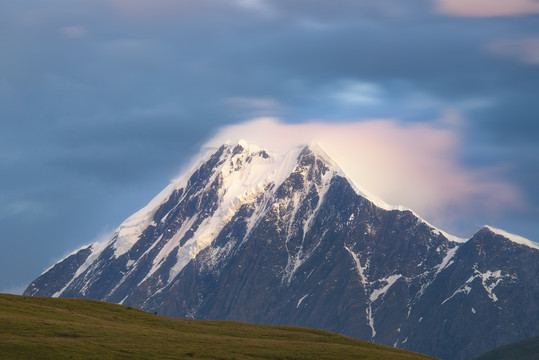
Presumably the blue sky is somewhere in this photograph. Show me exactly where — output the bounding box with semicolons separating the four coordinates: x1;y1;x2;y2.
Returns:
1;0;538;294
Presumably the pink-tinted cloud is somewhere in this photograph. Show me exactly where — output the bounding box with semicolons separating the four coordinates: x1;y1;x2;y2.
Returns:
434;0;539;17
486;38;539;65
206;117;522;233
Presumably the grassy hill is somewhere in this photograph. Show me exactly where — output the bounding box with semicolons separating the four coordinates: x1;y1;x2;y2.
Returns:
473;336;539;360
0;294;436;359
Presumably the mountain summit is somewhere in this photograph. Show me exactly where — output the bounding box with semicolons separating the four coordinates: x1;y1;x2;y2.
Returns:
25;141;539;360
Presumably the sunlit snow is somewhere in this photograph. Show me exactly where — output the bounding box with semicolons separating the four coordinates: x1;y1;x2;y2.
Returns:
484;225;539;250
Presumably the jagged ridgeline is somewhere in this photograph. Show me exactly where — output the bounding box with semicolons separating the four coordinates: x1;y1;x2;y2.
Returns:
25;141;539;360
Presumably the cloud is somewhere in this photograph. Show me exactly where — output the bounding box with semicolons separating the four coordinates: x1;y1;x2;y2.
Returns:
103;0;209;18
206;117;522;232
226;97;281;109
434;0;539;17
60;26;86;39
234;0;275;14
0;199;47;220
331;81;383;105
486;38;539;65
1;0;538;290
226;96;283;116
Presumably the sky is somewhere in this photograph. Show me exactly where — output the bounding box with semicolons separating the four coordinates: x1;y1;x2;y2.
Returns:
1;0;538;294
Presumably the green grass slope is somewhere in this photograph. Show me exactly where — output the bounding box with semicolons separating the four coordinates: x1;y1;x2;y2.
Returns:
0;294;436;360
473;336;539;360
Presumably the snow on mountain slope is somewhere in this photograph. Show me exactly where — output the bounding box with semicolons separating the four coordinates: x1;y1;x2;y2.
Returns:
27;140;475;305
144;142;307;286
484;225;539;250
24;140;539;360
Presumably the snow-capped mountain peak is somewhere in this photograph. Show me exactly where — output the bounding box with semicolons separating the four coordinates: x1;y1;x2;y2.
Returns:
25;141;539;360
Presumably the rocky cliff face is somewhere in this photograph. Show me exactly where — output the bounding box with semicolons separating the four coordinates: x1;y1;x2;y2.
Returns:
25;141;539;360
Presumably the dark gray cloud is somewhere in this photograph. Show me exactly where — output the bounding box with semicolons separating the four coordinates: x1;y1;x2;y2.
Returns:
1;0;538;292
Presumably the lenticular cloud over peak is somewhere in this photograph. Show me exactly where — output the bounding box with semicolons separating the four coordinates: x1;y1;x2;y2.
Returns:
206;117;522;234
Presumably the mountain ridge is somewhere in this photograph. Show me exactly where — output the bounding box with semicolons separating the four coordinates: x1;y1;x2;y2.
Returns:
25;140;539;360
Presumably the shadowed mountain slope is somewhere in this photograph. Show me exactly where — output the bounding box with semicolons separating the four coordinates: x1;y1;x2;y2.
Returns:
25;142;539;360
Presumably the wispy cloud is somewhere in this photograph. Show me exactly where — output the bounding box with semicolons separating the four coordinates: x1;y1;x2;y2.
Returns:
0;199;47;219
60;26;86;39
331;81;383;105
226;97;283;116
434;0;539;17
486;38;539;65
103;0;206;18
234;0;275;15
